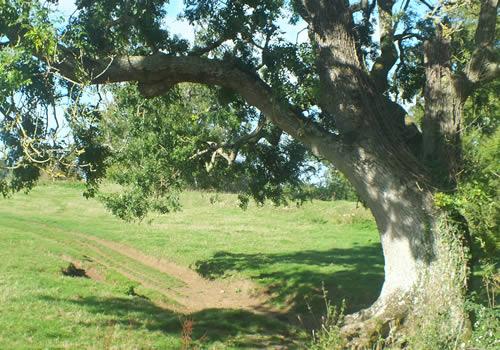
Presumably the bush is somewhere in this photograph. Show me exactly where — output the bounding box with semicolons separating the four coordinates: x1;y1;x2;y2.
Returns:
466;300;499;349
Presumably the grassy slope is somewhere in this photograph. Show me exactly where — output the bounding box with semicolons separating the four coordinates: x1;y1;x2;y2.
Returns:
0;182;382;349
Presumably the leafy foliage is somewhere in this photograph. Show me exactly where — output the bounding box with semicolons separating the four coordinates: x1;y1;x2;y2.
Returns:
0;0;323;217
434;79;499;261
63;0;189;55
98;83;312;219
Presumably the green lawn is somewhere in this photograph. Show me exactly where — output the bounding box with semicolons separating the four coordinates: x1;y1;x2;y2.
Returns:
0;182;383;349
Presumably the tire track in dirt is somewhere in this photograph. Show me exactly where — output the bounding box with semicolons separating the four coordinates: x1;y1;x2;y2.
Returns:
67;242;186;309
18;217;274;314
21;227;183;307
73;232;273;314
77;241;182;292
43;233;187;309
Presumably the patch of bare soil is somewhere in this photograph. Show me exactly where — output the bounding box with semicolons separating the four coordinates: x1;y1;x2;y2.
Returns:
69;233;274;314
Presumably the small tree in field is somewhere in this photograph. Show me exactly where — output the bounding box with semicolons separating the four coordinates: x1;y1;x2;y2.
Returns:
0;0;498;346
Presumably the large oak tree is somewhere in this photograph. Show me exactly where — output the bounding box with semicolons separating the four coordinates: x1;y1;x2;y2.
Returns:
1;0;498;346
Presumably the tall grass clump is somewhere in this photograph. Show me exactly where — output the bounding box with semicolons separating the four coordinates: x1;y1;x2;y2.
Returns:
308;287;346;350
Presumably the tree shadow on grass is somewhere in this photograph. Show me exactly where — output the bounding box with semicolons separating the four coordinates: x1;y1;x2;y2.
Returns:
38;243;383;347
39;295;304;349
194;243;384;324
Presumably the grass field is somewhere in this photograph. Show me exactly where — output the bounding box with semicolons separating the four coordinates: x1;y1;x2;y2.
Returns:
0;182;382;349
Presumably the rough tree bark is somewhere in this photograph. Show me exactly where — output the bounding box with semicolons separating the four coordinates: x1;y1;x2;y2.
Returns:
8;0;497;346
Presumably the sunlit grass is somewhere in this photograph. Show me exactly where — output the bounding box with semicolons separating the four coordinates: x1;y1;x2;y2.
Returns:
0;181;382;348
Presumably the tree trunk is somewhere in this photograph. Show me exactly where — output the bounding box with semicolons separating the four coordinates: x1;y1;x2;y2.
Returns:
322;137;469;347
299;6;471;339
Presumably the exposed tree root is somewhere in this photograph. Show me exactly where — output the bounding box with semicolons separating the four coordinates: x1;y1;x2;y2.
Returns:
340;295;410;349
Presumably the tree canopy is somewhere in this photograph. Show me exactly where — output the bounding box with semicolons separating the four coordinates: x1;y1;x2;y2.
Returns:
1;0;496;215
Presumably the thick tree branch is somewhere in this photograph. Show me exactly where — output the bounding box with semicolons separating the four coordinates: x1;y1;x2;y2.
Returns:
474;0;498;46
297;0;414;148
370;0;398;92
298;0;371;134
51;51;339;161
460;0;499;97
422;32;463;187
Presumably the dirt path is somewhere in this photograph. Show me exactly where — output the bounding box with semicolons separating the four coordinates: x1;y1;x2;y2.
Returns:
17;216;277;315
67;231;273;314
